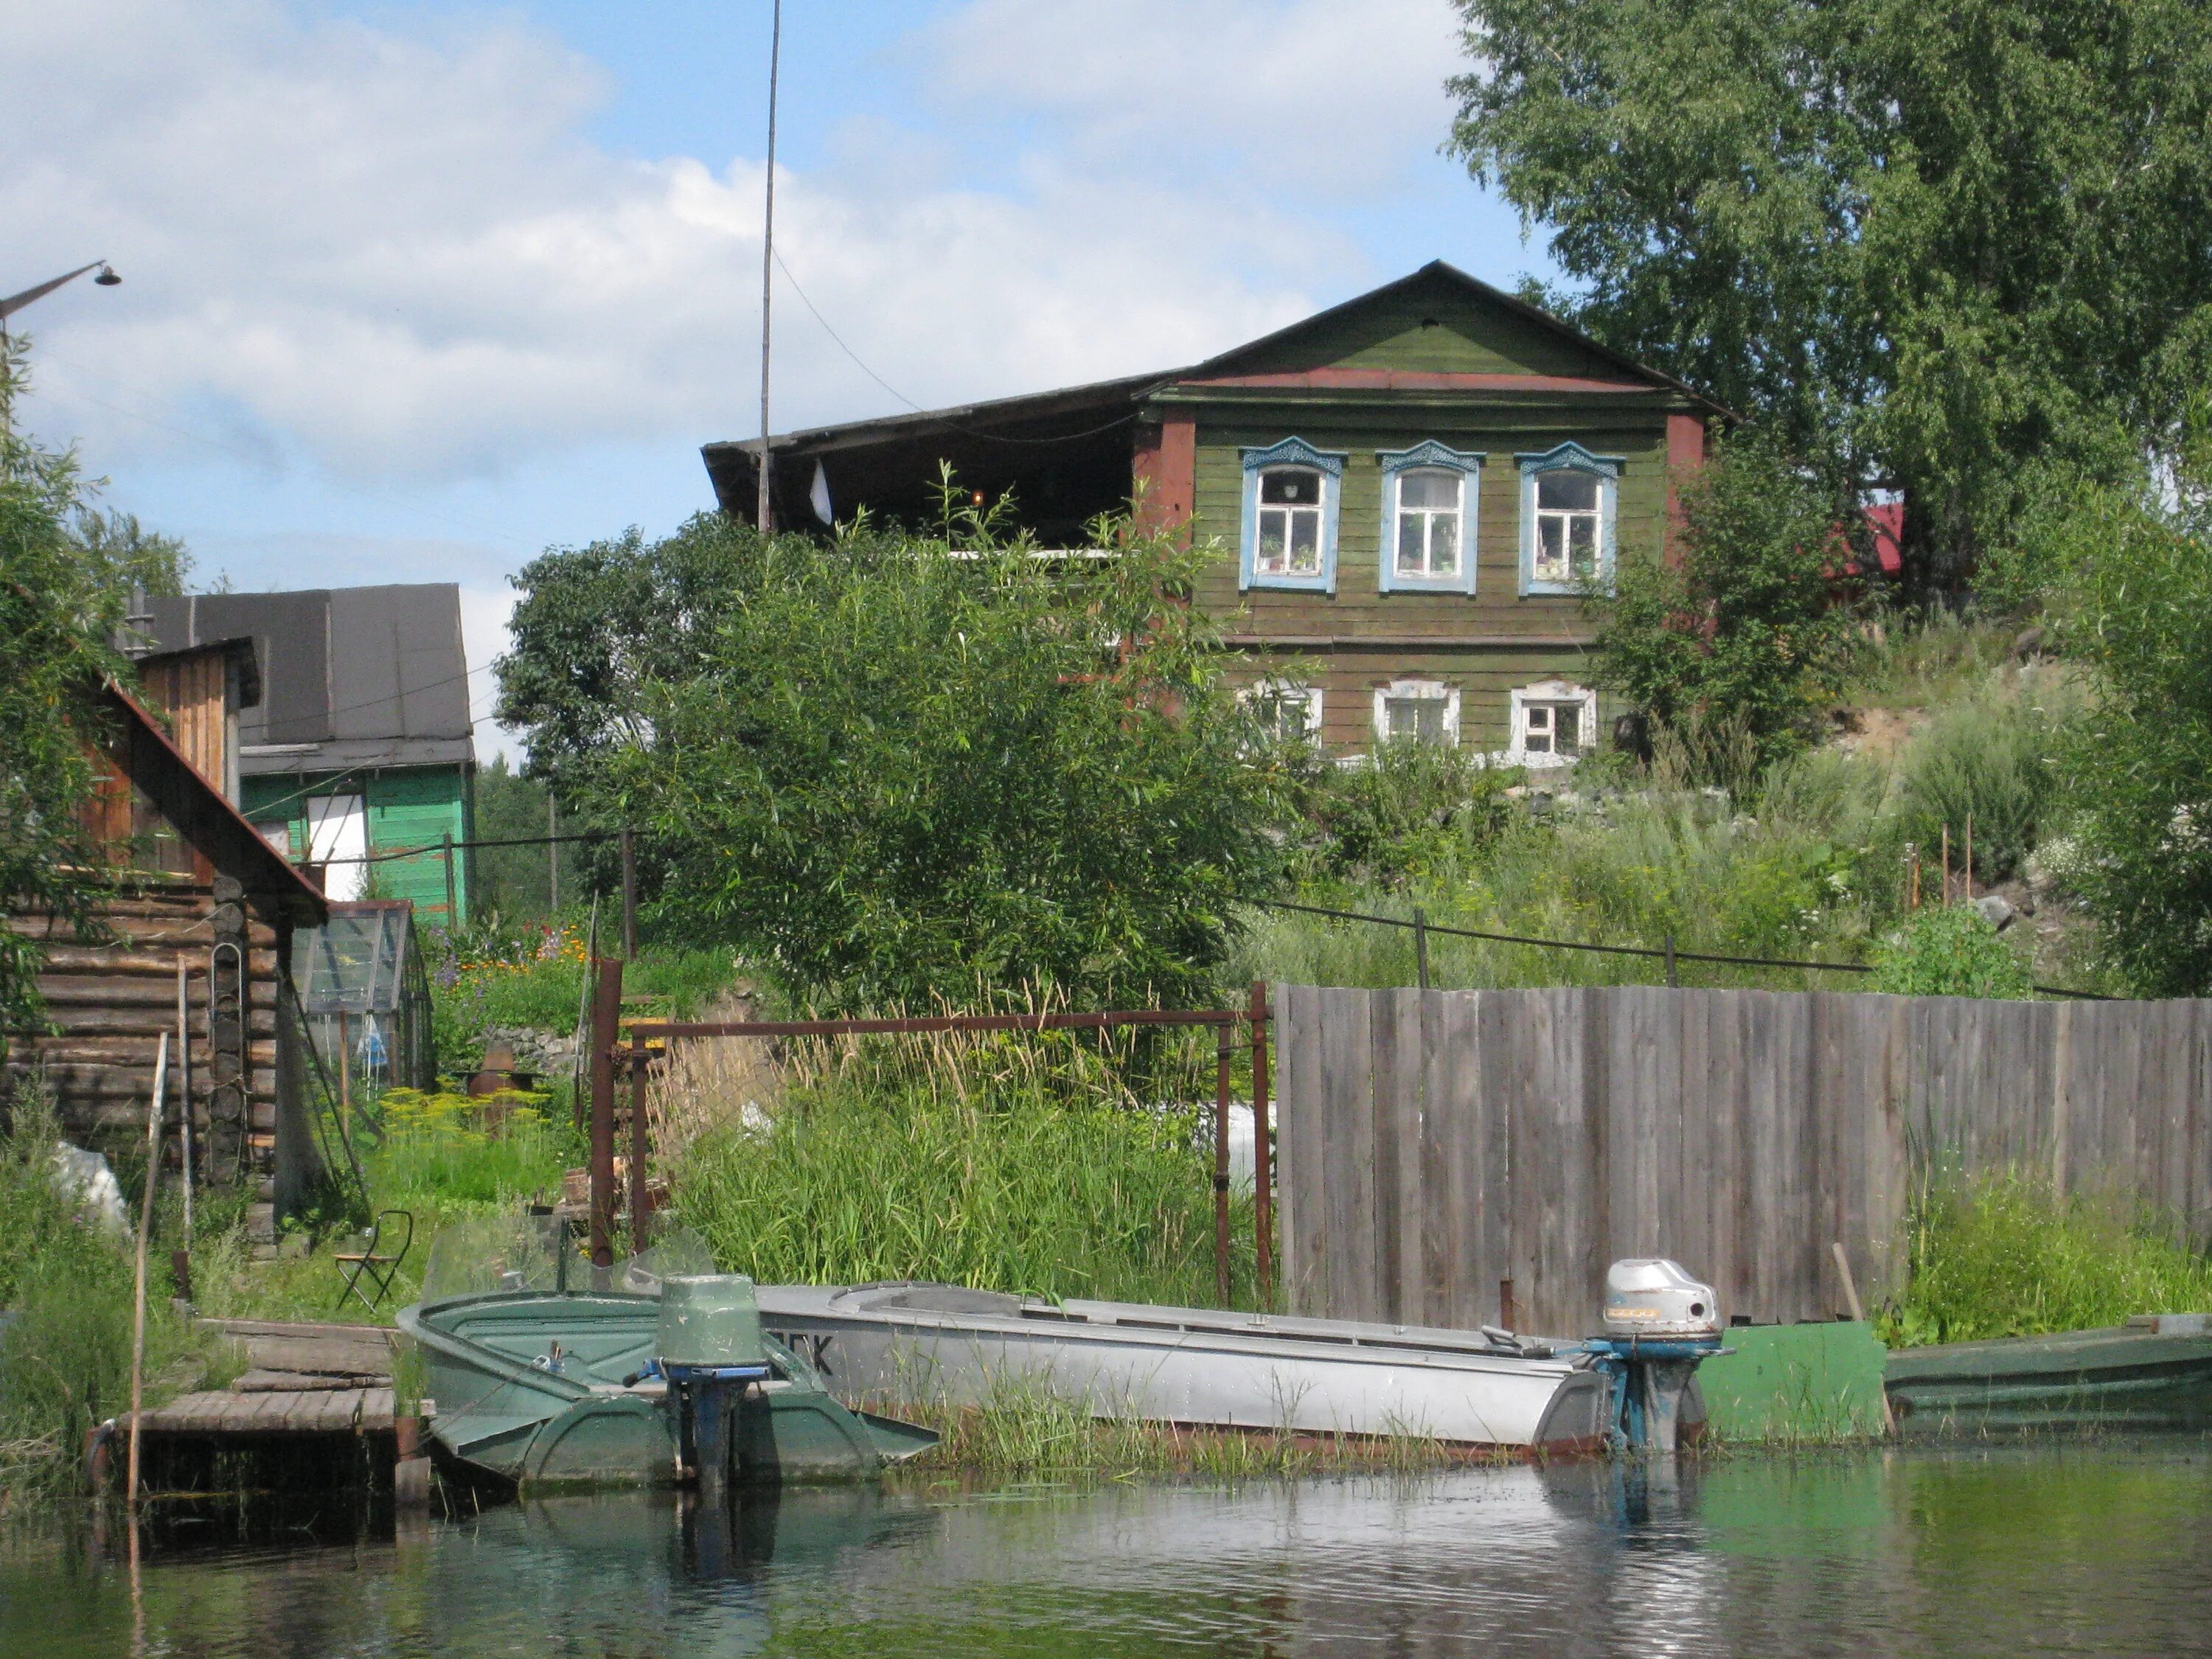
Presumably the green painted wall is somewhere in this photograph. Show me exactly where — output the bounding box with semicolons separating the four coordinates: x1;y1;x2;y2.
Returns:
242;765;475;925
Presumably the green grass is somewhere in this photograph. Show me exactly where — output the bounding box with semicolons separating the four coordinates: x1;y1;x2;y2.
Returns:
1845;612;2022;710
1879;1171;2212;1347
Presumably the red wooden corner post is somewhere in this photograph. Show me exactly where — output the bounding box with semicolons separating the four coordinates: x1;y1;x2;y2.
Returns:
1249;981;1273;1309
1663;412;1707;567
588;956;623;1276
1131;415;1197;543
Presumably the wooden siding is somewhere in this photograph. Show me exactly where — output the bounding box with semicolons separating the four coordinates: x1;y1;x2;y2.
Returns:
1225;644;1600;751
136;650;236;801
1276;984;2212;1335
1211;279;1639;383
242;764;473;925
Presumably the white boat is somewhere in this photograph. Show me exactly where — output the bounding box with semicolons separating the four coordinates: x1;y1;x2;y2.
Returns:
753;1282;1618;1451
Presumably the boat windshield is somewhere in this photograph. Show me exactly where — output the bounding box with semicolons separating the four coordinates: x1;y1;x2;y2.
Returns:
420;1215;719;1299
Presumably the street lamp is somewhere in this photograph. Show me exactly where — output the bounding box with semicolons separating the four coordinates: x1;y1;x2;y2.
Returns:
0;260;122;351
0;261;120;434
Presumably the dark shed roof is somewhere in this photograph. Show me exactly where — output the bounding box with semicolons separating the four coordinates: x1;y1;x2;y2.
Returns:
145;585;476;773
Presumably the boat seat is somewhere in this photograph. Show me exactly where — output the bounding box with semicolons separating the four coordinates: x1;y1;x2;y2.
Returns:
830;1281;1024;1317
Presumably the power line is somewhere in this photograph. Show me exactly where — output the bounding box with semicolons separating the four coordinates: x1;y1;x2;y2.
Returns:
1247;896;2112;1001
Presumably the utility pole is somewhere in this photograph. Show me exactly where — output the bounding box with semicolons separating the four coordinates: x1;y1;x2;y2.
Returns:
755;0;782;535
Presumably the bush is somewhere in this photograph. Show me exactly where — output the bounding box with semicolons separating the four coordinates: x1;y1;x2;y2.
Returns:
1590;427;1863;779
1295;740;1513;888
1886;696;2062;883
595;510;1285;1012
1871;905;2031;998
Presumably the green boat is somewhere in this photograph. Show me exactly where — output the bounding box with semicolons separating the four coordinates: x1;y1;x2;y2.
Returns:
398;1220;935;1491
1885;1314;2212;1436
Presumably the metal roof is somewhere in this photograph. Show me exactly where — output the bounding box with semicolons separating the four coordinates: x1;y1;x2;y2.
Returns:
145;585;476;773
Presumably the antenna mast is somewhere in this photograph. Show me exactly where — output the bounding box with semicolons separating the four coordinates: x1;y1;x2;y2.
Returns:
756;0;783;535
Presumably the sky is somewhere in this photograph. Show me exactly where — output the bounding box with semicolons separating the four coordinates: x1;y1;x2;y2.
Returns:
4;0;1555;760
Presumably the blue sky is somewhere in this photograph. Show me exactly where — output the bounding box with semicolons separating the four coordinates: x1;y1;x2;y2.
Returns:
6;1;1553;754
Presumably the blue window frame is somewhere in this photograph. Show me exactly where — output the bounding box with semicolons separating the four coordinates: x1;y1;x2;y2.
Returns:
1239;437;1346;593
1517;441;1623;597
1377;441;1484;594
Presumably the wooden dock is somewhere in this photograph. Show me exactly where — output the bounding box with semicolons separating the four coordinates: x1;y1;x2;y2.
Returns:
137;1318;397;1439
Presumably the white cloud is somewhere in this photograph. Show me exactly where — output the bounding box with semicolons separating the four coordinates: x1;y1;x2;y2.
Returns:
3;0;1382;489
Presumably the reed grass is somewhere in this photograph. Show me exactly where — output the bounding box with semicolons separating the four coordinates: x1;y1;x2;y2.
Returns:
667;1021;1256;1308
1881;1171;2212;1347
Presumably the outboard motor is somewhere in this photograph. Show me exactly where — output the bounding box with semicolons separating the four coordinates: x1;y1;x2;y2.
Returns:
1582;1259;1725;1452
658;1274;773;1493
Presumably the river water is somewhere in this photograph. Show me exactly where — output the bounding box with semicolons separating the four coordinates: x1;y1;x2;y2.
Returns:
7;1442;2212;1656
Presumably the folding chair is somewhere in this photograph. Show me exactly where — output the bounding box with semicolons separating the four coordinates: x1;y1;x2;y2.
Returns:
334;1208;414;1315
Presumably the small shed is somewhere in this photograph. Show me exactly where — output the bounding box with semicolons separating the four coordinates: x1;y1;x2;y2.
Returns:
3;676;330;1243
293;900;436;1096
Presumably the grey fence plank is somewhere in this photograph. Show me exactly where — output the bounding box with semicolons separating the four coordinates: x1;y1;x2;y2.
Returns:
1321;988;1378;1324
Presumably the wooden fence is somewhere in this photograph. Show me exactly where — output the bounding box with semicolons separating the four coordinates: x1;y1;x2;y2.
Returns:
1272;984;2212;1335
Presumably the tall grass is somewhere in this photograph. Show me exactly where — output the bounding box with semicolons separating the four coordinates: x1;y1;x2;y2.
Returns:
669;1027;1253;1307
0;1088;232;1506
1881;1171;2212;1347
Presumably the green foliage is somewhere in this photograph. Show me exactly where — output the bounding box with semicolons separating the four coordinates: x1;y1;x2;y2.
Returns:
1882;1172;2212;1346
1590;429;1862;776
1871;904;2031;999
67;507;192;604
2028;417;2212;995
0;347;128;1058
571;511;1284;1012
675;1053;1249;1308
469;755;579;923
1448;0;2212;581
1293;739;1513;888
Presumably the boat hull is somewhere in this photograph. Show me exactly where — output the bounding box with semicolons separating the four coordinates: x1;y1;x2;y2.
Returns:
400;1291;934;1488
755;1284;1612;1450
1885;1325;2212;1436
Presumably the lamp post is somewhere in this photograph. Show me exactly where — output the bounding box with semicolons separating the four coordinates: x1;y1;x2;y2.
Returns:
0;260;121;432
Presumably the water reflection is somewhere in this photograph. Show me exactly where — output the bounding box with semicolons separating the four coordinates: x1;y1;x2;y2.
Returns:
7;1442;2212;1657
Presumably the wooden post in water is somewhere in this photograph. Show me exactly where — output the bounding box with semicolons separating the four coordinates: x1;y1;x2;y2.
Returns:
127;1032;169;1509
588;956;624;1275
1249;981;1273;1308
1214;1019;1232;1307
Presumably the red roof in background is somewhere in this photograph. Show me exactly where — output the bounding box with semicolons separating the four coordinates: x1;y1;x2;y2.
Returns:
1866;502;1904;576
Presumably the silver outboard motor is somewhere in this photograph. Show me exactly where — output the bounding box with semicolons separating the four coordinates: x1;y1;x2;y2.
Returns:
1582;1259;1725;1452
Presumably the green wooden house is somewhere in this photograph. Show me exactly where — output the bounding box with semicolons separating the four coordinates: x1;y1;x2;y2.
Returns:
145;585;478;925
705;262;1718;763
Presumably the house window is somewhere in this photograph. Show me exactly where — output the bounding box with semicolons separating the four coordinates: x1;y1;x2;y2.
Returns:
1256;469;1325;577
1240;679;1323;742
254;820;292;858
1371;678;1459;746
1377;441;1483;594
1517;442;1622;597
1508;681;1598;768
1239;438;1345;592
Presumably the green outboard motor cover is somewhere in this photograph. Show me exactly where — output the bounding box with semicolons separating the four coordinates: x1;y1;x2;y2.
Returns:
657;1274;768;1369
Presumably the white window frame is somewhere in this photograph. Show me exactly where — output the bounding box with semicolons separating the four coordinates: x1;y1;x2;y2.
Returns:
1504;680;1599;768
1239;437;1345;593
1517;442;1622;597
1377;441;1483;594
1238;678;1324;742
1371;677;1461;747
